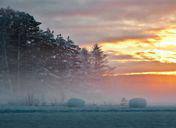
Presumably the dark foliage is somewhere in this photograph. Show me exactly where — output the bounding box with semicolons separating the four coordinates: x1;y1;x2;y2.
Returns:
0;7;109;91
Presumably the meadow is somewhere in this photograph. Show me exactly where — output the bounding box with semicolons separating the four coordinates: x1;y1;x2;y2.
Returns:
0;107;176;128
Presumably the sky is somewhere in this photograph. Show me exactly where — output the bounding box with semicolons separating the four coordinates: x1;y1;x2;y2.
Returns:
1;0;176;104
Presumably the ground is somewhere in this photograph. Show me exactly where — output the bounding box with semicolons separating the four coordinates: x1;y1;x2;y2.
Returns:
0;111;176;128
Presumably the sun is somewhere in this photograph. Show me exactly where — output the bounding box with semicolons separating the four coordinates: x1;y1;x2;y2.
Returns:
159;38;176;46
157;28;176;47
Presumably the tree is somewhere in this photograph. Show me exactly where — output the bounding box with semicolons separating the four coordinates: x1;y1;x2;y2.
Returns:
0;7;41;91
80;48;91;75
65;37;81;74
0;7;112;104
0;7;41;46
91;44;107;76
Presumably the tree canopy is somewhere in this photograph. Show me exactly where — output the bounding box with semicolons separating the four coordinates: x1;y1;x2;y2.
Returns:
0;7;110;96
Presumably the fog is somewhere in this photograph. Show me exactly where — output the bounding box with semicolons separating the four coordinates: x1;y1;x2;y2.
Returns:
1;73;176;106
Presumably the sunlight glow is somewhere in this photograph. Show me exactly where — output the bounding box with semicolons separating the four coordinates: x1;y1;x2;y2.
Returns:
156;28;176;47
99;27;176;64
103;71;176;76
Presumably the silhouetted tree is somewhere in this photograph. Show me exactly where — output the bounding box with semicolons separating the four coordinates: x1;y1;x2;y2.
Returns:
0;7;41;91
91;44;107;76
0;7;111;103
80;48;91;75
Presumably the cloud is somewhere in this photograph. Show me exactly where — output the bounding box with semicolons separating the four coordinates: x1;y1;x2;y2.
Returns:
1;0;176;44
110;55;136;60
113;61;176;74
101;33;160;43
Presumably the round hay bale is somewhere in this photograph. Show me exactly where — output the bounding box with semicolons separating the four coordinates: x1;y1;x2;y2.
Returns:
129;98;147;108
67;98;85;107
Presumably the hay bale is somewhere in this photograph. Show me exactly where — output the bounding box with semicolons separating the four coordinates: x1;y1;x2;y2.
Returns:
67;98;85;107
129;98;147;108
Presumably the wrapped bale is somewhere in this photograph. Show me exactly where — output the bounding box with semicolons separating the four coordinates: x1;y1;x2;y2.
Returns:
67;98;85;107
129;98;147;108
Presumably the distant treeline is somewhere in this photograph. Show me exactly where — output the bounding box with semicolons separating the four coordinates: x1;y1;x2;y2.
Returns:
0;7;111;92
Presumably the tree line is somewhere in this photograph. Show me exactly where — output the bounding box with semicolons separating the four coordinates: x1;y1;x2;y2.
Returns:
0;7;110;93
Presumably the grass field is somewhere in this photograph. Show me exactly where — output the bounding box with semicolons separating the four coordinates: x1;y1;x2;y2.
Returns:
0;110;176;128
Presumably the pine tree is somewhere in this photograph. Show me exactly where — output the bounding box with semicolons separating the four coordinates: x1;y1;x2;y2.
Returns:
0;7;41;92
91;44;107;76
66;37;81;74
80;48;91;75
0;7;112;104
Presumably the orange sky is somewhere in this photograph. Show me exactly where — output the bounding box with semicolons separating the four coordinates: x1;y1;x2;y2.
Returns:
98;24;176;105
82;13;176;104
101;25;176;73
81;25;176;76
101;74;176;105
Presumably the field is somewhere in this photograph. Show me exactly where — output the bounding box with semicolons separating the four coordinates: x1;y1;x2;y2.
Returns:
0;107;176;128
